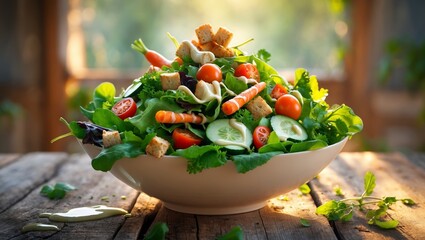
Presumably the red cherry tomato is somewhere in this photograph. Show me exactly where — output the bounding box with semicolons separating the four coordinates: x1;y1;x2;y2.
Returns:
275;94;302;120
270;83;288;99
234;63;260;81
172;128;202;149
196;63;222;83
253;126;271;149
112;98;137;120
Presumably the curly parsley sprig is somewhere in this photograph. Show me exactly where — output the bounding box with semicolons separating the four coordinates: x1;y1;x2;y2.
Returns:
316;171;415;229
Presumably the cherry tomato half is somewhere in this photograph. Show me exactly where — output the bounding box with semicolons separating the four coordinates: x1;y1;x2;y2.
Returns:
270;83;288;99
112;98;137;120
253;126;271;149
275;94;302;120
172;128;203;149
196;63;222;83
234;63;260;81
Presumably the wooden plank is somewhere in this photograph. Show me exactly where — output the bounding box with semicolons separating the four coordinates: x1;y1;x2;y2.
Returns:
258;189;337;240
0;152;68;213
146;207;198;239
0;153;140;239
0;153;21;168
310;152;425;240
144;188;337;239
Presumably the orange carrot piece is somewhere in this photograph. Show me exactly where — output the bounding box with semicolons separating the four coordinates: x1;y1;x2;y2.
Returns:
222;82;266;115
155;110;204;124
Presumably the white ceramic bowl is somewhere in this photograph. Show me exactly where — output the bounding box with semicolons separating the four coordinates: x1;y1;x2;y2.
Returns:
82;138;347;215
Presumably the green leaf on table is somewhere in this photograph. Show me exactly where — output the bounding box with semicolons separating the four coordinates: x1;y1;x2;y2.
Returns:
333;185;344;196
402;198;416;205
143;222;169;240
363;171;376;196
373;219;399;229
298;183;311;195
40;182;77;200
216;226;244;240
300;218;311;227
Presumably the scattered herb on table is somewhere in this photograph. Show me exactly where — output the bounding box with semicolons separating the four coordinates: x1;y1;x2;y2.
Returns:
216;226;244;240
316;171;416;229
333;185;344;196
298;183;311;195
40;182;77;200
143;222;169;240
300;218;311;227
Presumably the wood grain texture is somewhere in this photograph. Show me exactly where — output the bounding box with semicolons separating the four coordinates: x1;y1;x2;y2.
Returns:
0;153;139;240
310;152;425;240
1;152;424;239
0;152;68;213
0;154;21;168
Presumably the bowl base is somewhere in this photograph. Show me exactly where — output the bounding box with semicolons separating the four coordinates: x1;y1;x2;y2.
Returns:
162;201;266;215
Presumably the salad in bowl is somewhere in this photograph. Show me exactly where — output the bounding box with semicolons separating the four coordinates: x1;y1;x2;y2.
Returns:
56;24;363;214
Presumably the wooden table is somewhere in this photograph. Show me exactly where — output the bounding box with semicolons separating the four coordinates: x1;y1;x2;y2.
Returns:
0;151;424;239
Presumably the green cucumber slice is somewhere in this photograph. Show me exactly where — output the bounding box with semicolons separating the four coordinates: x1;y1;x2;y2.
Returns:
270;115;308;141
206;119;252;151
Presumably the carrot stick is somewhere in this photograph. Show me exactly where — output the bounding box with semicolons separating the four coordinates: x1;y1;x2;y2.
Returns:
155;110;205;124
222;82;266;115
132;39;173;68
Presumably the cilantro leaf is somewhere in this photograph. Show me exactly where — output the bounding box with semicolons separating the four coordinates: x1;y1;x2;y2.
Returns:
256;49;271;63
316;171;415;229
363;171;376;196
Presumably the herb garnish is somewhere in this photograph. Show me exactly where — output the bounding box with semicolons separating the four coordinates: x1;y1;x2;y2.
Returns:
316;171;415;229
40;182;77;200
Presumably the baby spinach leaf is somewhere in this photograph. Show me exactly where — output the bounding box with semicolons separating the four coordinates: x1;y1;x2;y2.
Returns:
91;142;146;172
232;151;283;173
40;182;77;200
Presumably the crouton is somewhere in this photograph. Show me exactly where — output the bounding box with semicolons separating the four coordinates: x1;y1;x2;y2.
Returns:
160;72;181;90
145;136;170;158
102;130;121;148
198;41;214;52
210;42;234;58
246;96;273;120
195;24;214;44
213;27;233;47
176;42;191;59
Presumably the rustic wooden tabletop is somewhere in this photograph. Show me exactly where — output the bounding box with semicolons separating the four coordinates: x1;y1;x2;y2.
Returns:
0;151;424;239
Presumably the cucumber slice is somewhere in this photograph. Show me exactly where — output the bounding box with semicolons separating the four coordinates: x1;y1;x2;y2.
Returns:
206;119;252;151
258;117;270;128
270;115;308;141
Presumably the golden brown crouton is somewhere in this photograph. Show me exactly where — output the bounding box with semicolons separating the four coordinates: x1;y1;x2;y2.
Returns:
210;42;234;58
198;41;214;52
195;24;214;44
160;72;181;90
176;42;191;59
246;96;273;120
213;27;233;47
145;136;170;158
102;130;121;148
